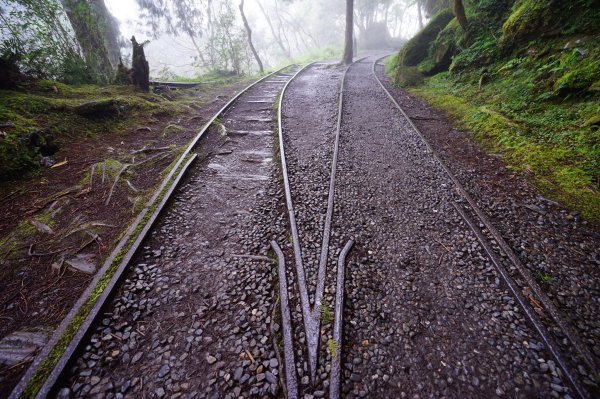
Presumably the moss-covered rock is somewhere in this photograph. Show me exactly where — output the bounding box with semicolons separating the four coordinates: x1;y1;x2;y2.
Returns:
420;18;461;76
74;99;124;118
500;0;555;46
554;58;600;95
398;8;455;67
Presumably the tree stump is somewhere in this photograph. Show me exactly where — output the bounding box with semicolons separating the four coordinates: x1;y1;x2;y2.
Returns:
131;36;149;92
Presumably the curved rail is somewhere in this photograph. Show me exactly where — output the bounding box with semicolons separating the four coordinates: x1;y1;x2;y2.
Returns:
272;57;365;398
9;65;294;399
371;55;592;399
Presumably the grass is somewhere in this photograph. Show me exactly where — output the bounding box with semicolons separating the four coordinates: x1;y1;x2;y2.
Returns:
0;78;223;181
319;301;334;324
538;272;554;283
327;338;338;358
405;37;600;221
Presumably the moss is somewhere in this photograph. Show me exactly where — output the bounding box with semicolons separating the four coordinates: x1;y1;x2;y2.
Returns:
409;71;600;220
500;0;553;46
554;59;600;94
583;114;600;128
81;159;125;186
0;213;55;274
163;124;186;136
0;82;195;181
397;8;455;67
421;18;461;76
394;66;424;87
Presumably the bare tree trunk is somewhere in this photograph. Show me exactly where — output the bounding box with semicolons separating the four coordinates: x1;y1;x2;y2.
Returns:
239;0;264;73
189;34;207;67
417;0;424;29
342;0;354;65
131;36;149;92
256;0;290;58
453;0;468;31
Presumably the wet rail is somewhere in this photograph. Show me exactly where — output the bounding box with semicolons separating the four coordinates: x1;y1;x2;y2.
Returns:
9;65;297;399
372;55;595;399
271;57;373;399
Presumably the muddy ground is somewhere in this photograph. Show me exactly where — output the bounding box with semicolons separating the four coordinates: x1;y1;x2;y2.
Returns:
0;78;253;397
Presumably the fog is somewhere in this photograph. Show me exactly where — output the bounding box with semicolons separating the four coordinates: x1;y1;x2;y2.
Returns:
104;0;426;78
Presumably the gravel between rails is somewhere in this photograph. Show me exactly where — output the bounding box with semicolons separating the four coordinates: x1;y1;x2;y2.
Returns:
374;60;600;396
53;70;297;399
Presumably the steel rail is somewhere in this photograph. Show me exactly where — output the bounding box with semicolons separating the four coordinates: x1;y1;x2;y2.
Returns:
271;241;299;399
10;65;293;399
273;57;362;389
329;239;354;399
371;55;592;399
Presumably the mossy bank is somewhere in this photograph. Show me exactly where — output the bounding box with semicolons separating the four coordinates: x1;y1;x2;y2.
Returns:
388;0;600;220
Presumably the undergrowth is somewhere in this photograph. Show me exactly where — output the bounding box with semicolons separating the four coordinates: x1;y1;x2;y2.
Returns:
389;0;600;220
0;80;225;181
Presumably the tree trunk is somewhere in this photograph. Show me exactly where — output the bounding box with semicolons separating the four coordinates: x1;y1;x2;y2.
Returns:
342;0;354;65
417;0;424;29
131;36;149;92
453;0;468;31
61;0;119;82
256;0;290;58
239;0;264;73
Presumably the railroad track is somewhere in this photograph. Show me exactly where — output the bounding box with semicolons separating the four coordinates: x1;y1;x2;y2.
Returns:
8;65;299;399
271;58;364;399
9;55;596;399
372;55;597;399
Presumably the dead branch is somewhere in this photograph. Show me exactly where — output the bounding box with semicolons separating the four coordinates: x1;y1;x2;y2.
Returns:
105;164;131;206
27;186;81;215
126;180;139;193
131;146;172;155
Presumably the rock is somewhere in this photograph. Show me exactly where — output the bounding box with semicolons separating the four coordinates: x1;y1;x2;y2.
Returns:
0;328;50;366
75;99;123;119
158;364;170;378
65;254;97;274
206;355;217;364
56;388;72;399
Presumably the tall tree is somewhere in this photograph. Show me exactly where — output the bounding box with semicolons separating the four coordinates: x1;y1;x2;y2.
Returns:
256;0;290;58
239;0;263;73
453;0;468;31
342;0;354;64
61;0;121;82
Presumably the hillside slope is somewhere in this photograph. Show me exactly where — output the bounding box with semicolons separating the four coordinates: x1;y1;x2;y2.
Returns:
389;0;600;220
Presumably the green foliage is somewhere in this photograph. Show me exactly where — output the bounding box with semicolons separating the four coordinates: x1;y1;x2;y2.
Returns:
398;8;455;67
0;0;119;84
319;301;334;324
409;61;600;219
450;34;498;72
0;82;196;181
538;272;554;283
